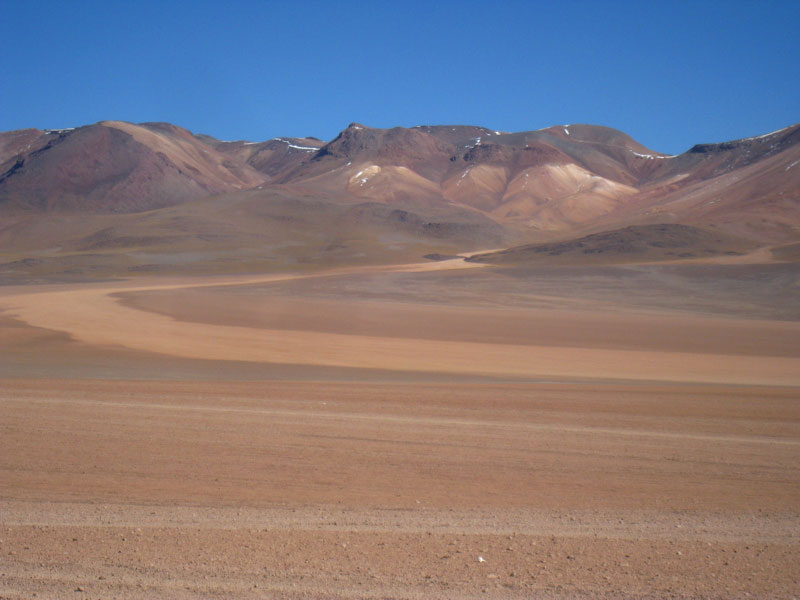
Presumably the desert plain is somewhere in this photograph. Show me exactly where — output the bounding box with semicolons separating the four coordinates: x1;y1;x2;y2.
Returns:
1;250;799;600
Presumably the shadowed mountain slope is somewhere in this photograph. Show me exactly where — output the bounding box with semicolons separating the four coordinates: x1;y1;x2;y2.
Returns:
466;224;759;265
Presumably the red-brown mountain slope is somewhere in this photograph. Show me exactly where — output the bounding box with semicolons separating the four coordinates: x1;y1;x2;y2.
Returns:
0;122;267;213
1;120;798;255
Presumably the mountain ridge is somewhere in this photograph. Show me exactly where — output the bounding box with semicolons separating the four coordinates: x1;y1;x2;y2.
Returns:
0;119;798;278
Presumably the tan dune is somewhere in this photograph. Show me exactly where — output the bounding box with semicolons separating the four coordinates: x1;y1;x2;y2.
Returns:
2;260;799;385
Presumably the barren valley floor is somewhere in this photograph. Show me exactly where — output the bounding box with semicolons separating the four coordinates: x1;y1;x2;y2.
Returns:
1;258;799;599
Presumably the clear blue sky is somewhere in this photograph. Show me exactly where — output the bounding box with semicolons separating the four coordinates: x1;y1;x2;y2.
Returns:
1;0;797;154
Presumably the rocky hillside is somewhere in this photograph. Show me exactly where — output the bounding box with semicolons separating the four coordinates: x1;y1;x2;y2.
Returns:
0;119;798;277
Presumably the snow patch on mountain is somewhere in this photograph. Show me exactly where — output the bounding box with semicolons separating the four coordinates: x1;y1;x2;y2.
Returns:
632;151;675;160
350;165;381;185
272;138;319;151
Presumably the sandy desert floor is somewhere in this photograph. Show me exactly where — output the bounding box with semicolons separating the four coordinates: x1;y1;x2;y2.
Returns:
1;257;799;599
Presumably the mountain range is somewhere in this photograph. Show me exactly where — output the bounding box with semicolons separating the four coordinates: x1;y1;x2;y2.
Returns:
1;119;798;277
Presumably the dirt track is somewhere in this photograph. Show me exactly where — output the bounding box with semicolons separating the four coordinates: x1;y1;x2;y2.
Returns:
1;259;799;598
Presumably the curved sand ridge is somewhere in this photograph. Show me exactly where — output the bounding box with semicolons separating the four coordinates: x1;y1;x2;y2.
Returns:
2;257;800;385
